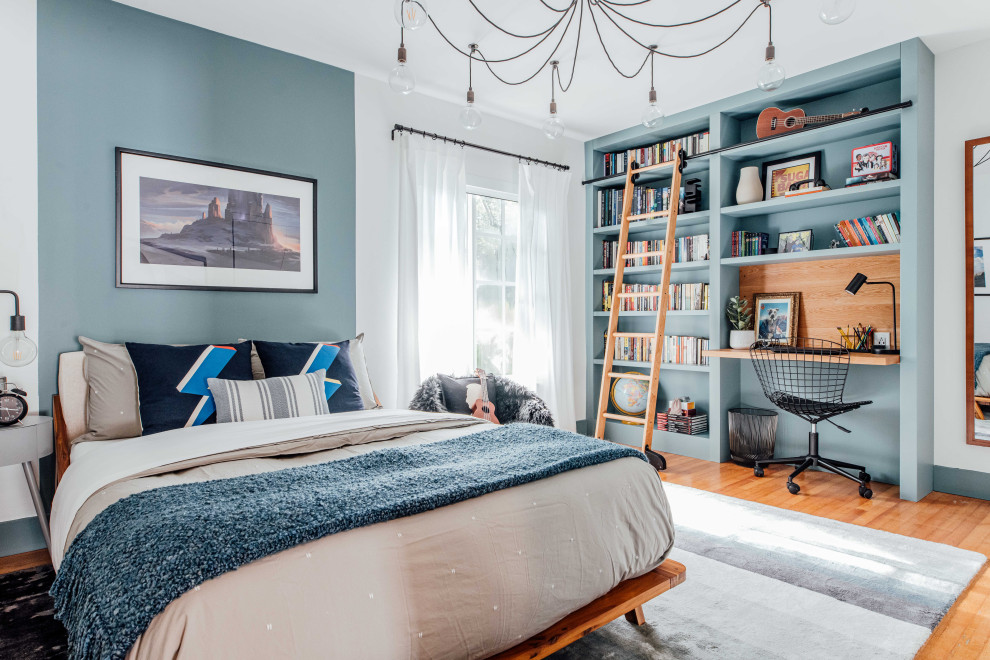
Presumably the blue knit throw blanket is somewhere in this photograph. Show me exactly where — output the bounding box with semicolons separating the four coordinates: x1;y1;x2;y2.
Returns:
51;423;646;660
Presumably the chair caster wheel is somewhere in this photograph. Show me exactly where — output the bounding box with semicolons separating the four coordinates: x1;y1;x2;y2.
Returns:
859;472;871;483
787;482;800;495
753;467;765;478
859;486;873;499
645;449;667;472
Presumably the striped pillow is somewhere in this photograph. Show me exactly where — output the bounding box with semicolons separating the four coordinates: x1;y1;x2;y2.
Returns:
209;370;329;423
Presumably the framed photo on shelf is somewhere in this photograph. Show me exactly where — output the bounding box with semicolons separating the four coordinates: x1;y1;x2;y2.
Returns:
778;229;814;253
753;292;801;344
761;152;822;200
116;148;318;293
976;237;990;296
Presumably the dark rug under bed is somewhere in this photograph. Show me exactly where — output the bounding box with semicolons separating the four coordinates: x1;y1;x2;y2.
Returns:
0;565;66;659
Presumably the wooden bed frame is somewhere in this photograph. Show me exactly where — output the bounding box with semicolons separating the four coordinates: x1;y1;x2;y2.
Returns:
51;389;686;659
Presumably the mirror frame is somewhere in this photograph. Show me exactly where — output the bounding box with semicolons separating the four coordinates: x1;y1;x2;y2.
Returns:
966;135;990;447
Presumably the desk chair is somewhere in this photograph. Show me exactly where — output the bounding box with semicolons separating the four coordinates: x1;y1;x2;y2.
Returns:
749;338;874;499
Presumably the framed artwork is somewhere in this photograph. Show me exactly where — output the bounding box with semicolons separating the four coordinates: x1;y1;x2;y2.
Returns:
753;292;801;344
976;237;990;296
116;148;317;292
778;229;814;253
761;152;822;200
851;141;897;177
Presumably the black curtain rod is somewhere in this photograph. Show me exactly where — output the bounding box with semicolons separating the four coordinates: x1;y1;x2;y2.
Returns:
391;124;570;171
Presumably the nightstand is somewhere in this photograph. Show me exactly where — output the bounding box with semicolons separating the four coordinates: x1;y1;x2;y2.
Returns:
0;416;53;550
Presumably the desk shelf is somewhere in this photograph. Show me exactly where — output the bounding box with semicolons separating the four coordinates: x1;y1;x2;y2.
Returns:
703;348;899;366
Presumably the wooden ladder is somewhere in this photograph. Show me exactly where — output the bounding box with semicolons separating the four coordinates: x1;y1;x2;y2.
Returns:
594;149;687;471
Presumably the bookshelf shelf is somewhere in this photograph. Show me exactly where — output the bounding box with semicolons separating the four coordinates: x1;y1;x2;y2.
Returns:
587;155;711;188
720;243;899;266
593;262;711;276
593;359;711;372
592;210;710;236
720;180;901;218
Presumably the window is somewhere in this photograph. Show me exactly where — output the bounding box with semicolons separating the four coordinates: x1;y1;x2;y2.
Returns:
470;191;519;376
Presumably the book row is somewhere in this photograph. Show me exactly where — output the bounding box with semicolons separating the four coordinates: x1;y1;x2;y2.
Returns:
596;186;686;228
834;212;900;247
602;334;710;365
602;130;711;176
602;235;710;269
602;282;710;312
730;231;770;258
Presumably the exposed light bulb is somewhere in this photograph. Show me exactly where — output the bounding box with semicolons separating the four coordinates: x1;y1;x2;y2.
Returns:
388;46;415;94
394;0;429;30
459;90;482;130
757;43;786;92
542;102;565;139
0;331;37;367
641;89;663;128
819;0;855;25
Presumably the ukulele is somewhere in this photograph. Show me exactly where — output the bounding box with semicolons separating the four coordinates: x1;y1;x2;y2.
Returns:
756;107;865;139
468;368;500;424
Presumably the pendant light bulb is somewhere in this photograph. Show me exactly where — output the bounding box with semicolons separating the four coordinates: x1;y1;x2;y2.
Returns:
757;43;786;92
388;45;416;94
0;331;37;367
394;0;429;30
543;101;565;140
641;89;663;129
819;0;855;25
459;90;482;130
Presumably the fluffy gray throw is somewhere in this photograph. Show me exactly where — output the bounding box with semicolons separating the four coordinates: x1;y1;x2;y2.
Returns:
50;424;644;659
410;374;555;426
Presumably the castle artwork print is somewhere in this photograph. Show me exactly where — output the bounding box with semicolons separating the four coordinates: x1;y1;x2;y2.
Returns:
117;149;317;292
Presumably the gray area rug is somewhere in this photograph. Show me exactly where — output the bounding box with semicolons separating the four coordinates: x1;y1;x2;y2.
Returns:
552;483;986;659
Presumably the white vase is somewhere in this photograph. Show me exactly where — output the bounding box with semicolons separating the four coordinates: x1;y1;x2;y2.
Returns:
736;167;763;205
729;330;756;350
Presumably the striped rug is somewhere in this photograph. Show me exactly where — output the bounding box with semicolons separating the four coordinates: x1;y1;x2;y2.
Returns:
554;483;985;660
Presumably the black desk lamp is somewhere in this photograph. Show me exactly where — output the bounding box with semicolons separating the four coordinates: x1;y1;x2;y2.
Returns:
844;273;898;355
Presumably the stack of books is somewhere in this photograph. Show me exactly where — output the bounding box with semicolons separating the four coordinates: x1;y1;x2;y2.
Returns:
656;412;709;435
610;335;656;362
730;231;770;257
602;282;709;312
602;235;710;268
602;130;711;176
660;336;710;366
833;212;900;246
596;185;685;228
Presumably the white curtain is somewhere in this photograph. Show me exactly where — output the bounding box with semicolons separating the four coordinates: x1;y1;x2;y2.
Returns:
396;134;472;406
514;164;576;430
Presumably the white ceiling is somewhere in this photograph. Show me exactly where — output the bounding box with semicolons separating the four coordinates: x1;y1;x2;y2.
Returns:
114;0;990;141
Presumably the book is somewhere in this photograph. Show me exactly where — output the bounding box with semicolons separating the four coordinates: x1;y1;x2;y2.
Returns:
602;130;710;176
832;212;900;247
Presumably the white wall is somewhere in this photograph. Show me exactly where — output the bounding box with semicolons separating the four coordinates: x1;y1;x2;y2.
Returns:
933;37;990;473
0;0;40;523
354;74;586;417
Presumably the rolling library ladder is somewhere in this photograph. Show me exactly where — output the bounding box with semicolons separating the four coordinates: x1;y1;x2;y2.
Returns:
594;149;687;472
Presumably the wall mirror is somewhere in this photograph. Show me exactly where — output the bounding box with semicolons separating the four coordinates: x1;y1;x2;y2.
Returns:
967;136;990;446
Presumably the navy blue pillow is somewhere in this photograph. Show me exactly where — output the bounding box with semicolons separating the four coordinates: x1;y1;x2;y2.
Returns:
253;340;364;414
125;341;253;436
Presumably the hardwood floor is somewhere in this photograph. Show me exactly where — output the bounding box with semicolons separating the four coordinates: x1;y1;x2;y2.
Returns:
0;549;50;576
658;453;990;659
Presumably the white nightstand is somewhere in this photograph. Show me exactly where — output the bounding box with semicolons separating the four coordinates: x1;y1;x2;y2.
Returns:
0;416;53;550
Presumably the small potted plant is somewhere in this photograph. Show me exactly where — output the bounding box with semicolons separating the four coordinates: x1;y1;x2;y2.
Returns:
726;296;755;349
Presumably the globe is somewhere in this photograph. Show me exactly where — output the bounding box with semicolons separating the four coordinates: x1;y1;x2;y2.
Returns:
611;375;650;418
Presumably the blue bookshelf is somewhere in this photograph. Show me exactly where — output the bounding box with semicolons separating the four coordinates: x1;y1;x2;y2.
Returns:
583;40;934;500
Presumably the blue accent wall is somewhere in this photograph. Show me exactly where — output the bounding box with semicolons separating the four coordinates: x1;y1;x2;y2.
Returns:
37;0;356;411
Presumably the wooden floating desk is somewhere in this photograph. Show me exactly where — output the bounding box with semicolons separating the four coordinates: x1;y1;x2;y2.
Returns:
702;348;900;366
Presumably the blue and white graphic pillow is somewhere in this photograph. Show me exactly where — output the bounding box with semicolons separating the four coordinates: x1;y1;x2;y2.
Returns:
125;341;254;436
253;340;364;414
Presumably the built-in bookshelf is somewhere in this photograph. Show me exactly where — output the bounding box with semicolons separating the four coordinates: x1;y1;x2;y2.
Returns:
583;40;935;501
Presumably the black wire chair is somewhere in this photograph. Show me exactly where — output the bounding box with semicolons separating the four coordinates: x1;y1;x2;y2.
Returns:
749;338;874;499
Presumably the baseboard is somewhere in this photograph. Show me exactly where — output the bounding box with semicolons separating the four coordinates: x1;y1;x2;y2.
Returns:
0;548;51;575
934;465;990;501
0;517;46;558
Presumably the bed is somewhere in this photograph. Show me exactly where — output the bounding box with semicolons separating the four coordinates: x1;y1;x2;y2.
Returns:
49;350;684;659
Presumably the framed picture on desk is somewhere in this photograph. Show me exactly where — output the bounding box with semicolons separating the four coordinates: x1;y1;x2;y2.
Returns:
754;292;800;344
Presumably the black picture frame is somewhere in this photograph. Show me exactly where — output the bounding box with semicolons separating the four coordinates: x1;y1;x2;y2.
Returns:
761;151;823;200
115;147;318;293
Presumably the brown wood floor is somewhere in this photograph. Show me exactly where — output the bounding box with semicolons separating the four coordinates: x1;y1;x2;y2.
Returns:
658;453;990;659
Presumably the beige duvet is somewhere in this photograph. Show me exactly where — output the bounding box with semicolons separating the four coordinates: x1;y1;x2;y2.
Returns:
52;410;675;659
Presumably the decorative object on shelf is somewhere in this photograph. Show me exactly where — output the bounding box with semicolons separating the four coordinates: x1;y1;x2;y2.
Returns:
830;239;842;249
736;166;764;205
0;377;29;426
753;292;800;344
728;407;778;466
116;149;317;293
975;237;990;296
387;0;852;130
682;178;702;213
844;273;898;354
819;0;856;24
762;151;822;200
778;229;814;253
726;296;755;350
610;373;650;420
783;178;830;197
837;324;875;352
756;106;864;139
0;289;38;368
852;141;898;177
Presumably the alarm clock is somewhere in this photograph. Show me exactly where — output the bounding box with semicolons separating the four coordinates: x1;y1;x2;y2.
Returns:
0;377;28;426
